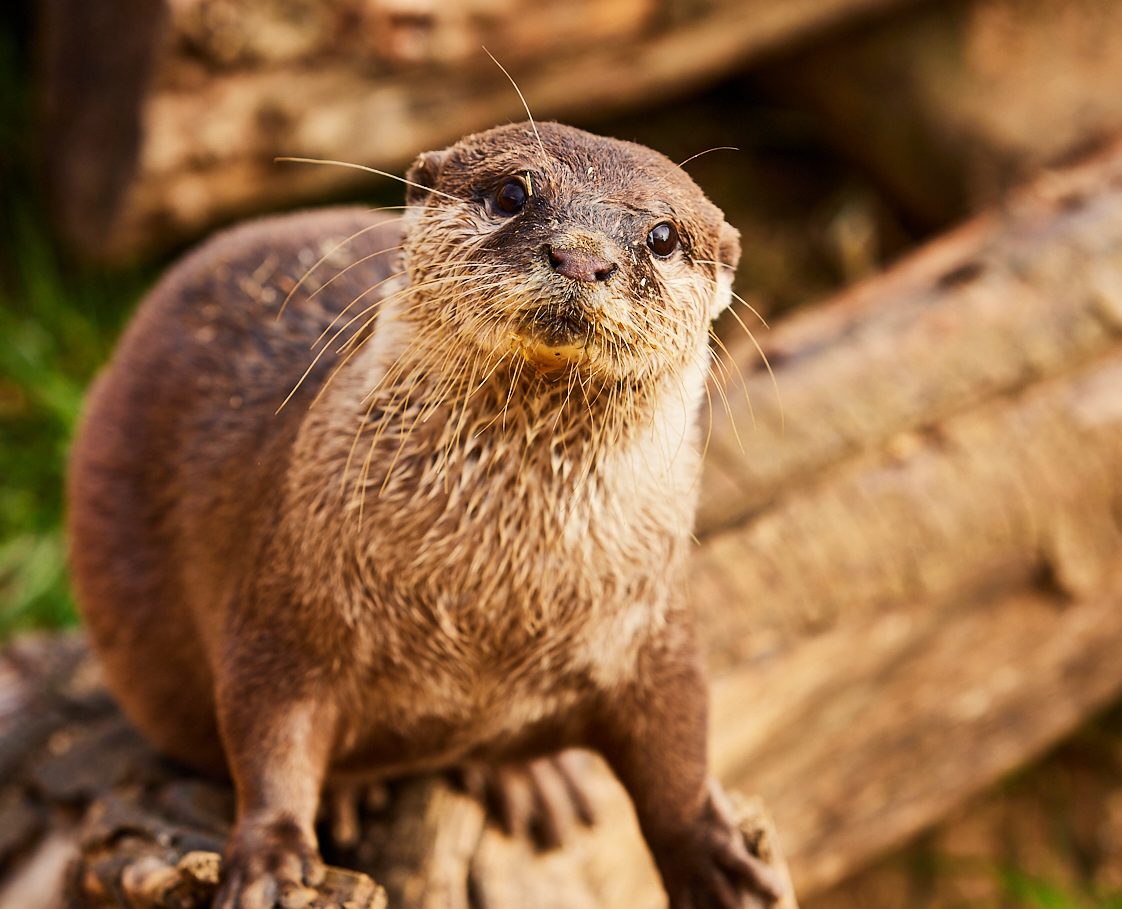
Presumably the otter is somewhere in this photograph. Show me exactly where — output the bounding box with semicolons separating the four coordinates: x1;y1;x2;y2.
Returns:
67;121;782;909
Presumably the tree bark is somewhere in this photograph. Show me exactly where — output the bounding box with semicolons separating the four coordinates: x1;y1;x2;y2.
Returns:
37;0;924;262
6;120;1122;909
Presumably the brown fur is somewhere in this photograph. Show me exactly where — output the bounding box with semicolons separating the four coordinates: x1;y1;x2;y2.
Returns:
68;122;782;908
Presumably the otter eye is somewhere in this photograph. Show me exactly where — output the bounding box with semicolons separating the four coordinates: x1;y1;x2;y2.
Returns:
494;178;528;216
647;221;679;258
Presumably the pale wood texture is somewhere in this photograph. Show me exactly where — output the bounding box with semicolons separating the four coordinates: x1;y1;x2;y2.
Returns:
7;109;1122;909
712;586;1122;894
695;138;1122;664
39;0;922;261
689;137;1122;892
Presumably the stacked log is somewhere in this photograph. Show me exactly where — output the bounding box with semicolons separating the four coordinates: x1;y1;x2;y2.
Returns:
38;0;923;261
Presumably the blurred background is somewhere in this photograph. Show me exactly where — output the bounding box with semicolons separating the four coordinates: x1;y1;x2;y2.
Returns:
3;0;1122;907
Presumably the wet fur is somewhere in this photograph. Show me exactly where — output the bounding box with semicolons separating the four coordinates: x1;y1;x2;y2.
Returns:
68;123;781;908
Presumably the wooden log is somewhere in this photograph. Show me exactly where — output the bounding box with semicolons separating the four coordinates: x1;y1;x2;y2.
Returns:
686;134;1122;893
699;137;1122;538
695;138;1122;664
756;0;1122;227
4;588;1121;905
38;0;924;262
711;584;1122;894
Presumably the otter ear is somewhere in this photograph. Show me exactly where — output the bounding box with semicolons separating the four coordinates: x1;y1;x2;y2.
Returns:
718;221;741;271
710;221;741;319
404;149;450;206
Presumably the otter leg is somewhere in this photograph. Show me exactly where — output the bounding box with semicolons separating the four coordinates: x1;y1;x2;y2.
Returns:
214;679;338;909
593;632;785;909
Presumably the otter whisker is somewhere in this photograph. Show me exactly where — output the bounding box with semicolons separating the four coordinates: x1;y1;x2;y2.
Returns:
730;289;770;330
282;276;436;413
281;280;439;414
336;271;496;362
694;261;769;330
277;218;396;319
725;303;784;431
482;47;548;165
312;267;408;350
677;146;739;168
303;244;407;325
698;355;716;469
709;327;756;431
276;156;464;204
706;353;744;455
308;293;442;412
357;332;469;502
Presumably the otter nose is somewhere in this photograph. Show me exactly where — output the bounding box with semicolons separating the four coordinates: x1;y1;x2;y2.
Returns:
546;245;618;283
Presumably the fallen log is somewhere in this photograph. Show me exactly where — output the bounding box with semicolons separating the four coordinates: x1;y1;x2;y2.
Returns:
4;120;1122;909
699;136;1122;540
38;0;924;262
694;139;1122;670
690;136;1122;890
0;650;790;909
712;584;1122;894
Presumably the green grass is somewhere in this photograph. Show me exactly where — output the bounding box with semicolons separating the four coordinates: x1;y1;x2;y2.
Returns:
0;17;158;638
1001;870;1122;909
0;204;155;637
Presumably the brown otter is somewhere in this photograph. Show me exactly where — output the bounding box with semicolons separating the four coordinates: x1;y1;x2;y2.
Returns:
67;121;783;909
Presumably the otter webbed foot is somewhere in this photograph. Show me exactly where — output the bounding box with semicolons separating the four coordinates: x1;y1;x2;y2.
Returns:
215;815;325;909
659;782;786;909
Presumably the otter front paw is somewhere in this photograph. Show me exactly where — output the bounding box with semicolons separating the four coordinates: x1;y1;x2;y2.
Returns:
215;816;325;909
659;782;786;909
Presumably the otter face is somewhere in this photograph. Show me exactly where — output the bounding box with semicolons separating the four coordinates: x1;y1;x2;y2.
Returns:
403;122;740;384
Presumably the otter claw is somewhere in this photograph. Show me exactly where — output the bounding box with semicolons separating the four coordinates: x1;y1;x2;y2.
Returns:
216;817;324;909
660;782;788;909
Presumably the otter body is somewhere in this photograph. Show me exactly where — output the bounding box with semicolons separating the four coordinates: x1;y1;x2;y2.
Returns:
69;123;780;909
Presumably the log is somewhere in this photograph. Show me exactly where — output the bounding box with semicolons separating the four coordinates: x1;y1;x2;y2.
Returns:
757;0;1122;227
0;642;792;909
38;0;924;262
4;586;1121;905
688;135;1122;891
711;585;1122;894
695;136;1122;664
6;106;1122;909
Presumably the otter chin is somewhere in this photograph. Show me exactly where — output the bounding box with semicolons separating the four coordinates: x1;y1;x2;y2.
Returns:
68;120;786;909
509;332;589;371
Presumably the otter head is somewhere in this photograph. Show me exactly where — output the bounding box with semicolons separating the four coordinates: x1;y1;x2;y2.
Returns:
402;122;740;384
